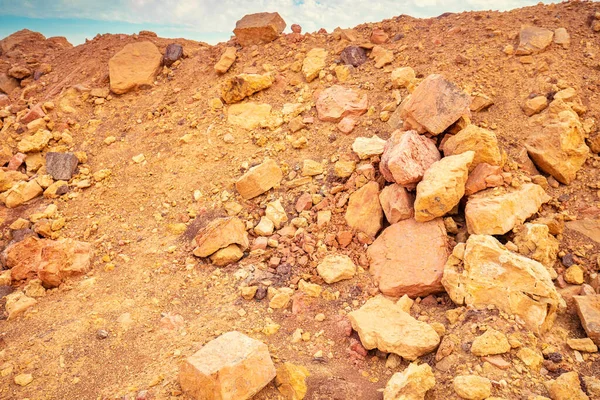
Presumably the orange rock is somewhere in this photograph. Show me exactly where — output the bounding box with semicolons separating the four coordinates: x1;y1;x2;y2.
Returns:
370;28;389;44
109;41;162;94
193;217;249;258
233;12;286;47
235;159;282;199
574;295;600;345
316;85;368;122
380;130;440;185
516;26;554;55
465;163;503;196
344;181;383;237
379;184;414;224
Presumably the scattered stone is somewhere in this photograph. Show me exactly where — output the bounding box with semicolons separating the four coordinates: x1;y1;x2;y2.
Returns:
523;96;548;117
210;244;243;266
370;45;394;68
567;338;598;353
391;67;415;88
233;12;286;46
221;73;274;104
316;85;368;122
255;216;275;236
443;235;564;334
371;28;389;44
228;102;280;130
109;41;162;94
470;329;510;356
383;363;435;400
45;152;79;180
553;28;570;48
214;47;237;74
368;218;448;298
302;48;327;82
513;223;559;271
564;264;585;285
340;46;366;67
516;347;543;370
163;43;183;67
275;362;310;400
464;163;503;196
465;183;550;235
348;295;440;360
301;159;323;176
453;375;491;400
265;200;287;229
179;331;276;399
379;184;414;224
269;292;291;309
544;371;589;400
469;93;494;112
380;130;440;185
193;217;249;257
0;180;43;208
352;135;386;159
574;295;600;345
344;181;383;237
442;125;501;169
400;74;471;135
236;159;282;199
334;160;356;178
516;26;554;55
14;373;33;386
17;129;52;153
4;291;37;320
414;151;474;222
317;254;356;284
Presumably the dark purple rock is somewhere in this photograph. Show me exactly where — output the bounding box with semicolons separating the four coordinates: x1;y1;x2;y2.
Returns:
45;152;79;180
340;46;367;67
163;44;183;67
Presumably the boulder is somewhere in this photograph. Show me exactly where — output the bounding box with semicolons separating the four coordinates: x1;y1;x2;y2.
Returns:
221;73;274;104
344;181;383;237
379;130;440;185
316;85;368;122
470;329;510;356
163;43;183;67
370;45;394;68
348;295;440;360
109;41;162;94
193;217;249;257
523;95;548;116
383;363;435;400
179;331;276;399
442;235;564;334
233;12;286;47
453;375;491;400
340;46;367;67
45;152;79;181
544;372;589;400
379;184;414;224
465;184;550;235
302;48;327;82
214;47;237;74
516;26;554;55
400;74;471;135
228;102;281;130
235;159;282;199
352;135;386;159
317;254;356;284
368;218;448;298
275;362;310;400
414;151;474;222
442;125;502;170
574;295;600;345
526;100;589;184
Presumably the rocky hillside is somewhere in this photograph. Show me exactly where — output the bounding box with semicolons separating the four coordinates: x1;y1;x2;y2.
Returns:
1;3;600;399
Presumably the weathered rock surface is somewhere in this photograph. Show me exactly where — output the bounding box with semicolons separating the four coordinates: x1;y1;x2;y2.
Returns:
523;95;548;116
221;73;273;104
544;371;589;400
442;125;502;170
344;181;383;237
566;219;600;244
236;159;283;199
380;130;440;185
17;130;52;153
45;152;78;181
275;362;310;400
383;363;435;400
391;67;415;89
302;48;327;82
179;331;276;400
567;338;598;353
4;291;37;320
379;184;414;224
465;184;550;235
442;235;564;334
316;85;368;122
453;375;491;400
210;244;243;267
340;46;366;67
414;151;474;222
214;47;237;74
233;12;286;46
368;218;448;298
400;74;471;135
0;180;43;208
470;329;510;356
370;45;394;68
516;26;554;55
574;295;600;345
464;163;503;196
513;223;559;270
316;254;356;284
228;102;281;130
0;73;19;94
348;295;440;360
163;43;183;67
352;135;386;159
193;217;249;257
109;41;162;94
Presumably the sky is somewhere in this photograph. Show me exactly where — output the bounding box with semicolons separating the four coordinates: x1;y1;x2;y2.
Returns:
0;0;557;46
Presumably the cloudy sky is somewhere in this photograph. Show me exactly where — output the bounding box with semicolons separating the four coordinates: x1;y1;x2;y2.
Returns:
0;0;555;46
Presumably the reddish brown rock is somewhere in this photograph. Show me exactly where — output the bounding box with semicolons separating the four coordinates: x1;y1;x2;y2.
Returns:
370;28;389;44
368;218;449;298
19;104;45;124
340;46;367;67
465;163;503;196
379;184;414;224
400;74;471;135
233;12;286;47
0;93;9;107
344;181;383;237
109;41;162;94
4;236;44;281
379;130;441;184
574;295;600;345
0;73;19;95
316;85;368;122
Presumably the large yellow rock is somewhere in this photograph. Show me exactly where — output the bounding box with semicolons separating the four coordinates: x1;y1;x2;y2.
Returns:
443;125;502;170
544;371;589;400
193;217;249;257
214;47;237;74
347;295;440;360
383;363;435;400
109;41;162;94
513;223;559;272
228;102;282;130
516;26;554;55
465;183;550;235
442;235;564;334
221;73;273;104
302;48;327;82
275;362;310;400
0;179;43;208
180;331;276;400
17;129;52;153
525;100;589;184
414;151;474;222
453;375;491;400
316;254;356;284
0;170;28;192
470;329;510;356
344;181;383;237
235;159;283;199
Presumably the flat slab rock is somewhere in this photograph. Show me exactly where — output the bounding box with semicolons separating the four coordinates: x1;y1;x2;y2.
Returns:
574;295;600;345
316;85;368;122
179;331;276;400
368;218;448;298
235;159;283;199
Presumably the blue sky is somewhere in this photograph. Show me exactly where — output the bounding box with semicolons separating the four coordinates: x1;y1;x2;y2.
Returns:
0;0;556;46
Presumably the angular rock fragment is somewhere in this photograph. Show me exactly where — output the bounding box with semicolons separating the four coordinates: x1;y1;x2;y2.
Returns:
45;152;79;181
275;362;310;400
17;130;52;153
227;102;281;130
390;67;415;89
109;42;162;94
465;183;550;235
368;218;448;298
352;135;386;159
180;331;276;399
442;125;502;170
348;295;440;360
340;46;366;67
210;244;243;267
0;180;43;208
470;329;510;356
544;371;589;400
235;159;282;199
523;95;548;117
574;295;600;345
379;184;414;224
316;85;368;122
163;43;183;67
513;223;559;271
516;26;554;55
0;73;19;94
400;74;471;135
453;375;491;400
317;254;356;284
383;363;435;400
193;217;249;258
344;181;383;237
464;163;503;196
370;45;393;68
442;235;564;334
302;48;327;82
221;73;273;104
233;12;286;47
4;291;37;320
214;47;237;74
